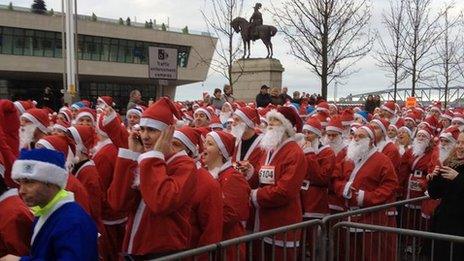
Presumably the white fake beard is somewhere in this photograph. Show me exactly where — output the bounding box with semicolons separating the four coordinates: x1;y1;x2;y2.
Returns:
322;135;345;154
412;139;429;157
219;111;232;124
347;138;371;162
19;125;36;149
260;125;286;151
439;144;454;163
302;138;319;151
398;145;406;156
231;122;247;140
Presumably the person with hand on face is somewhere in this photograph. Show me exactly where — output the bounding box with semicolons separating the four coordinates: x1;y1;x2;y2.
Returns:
203;131;250;260
1;148;98;261
333;125;398;261
107;97;197;260
125;106;144;132
427;132;464;261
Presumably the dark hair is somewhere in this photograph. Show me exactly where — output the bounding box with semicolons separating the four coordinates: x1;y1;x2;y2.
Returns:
214;88;222;94
0;176;8;195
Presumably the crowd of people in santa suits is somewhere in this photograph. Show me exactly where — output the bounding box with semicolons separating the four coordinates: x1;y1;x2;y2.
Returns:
1;94;463;260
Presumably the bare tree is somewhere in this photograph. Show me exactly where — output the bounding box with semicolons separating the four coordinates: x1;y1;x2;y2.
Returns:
201;0;244;86
375;0;408;102
433;7;464;107
401;0;452;97
270;0;375;99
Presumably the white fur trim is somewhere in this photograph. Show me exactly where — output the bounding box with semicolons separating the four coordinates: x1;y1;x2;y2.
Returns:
68;127;85;153
75;112;95;125
326;126;343;133
441;114;453;121
36;139;56;151
360;126;375;141
371;119;387;136
21;113;49;134
417;129;431;139
138;150;165;164
302;124;322;137
209;123;223;129
173;131;198;157
207;131;230;159
266;109;295;136
118;148;140;161
103;110;117;126
439;132;457;143
53;124;68;133
194;108;212;120
139;118;168;131
452;117;464;124
0;188;18;203
12;159;68;188
343;181;353;199
398;126;413;137
14;101;26;114
251;189;259;208
126;109;142;119
357;190;365;207
0;164;4;178
342;120;354;126
381;105;395;114
234;110;255;128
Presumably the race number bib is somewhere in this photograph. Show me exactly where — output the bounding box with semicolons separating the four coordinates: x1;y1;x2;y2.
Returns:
409;179;422;192
259;165;275;185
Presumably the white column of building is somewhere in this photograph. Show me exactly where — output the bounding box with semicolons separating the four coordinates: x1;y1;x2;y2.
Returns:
64;0;76;96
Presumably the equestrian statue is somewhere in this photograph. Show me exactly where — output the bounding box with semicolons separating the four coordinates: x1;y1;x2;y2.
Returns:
231;3;277;59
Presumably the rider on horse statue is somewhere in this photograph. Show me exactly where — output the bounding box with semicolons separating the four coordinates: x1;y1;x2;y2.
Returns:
249;3;263;40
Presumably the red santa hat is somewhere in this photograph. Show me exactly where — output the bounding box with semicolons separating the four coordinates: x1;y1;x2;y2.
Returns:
441;110;454;121
266;107;303;136
68;125;96;154
417;125;434;140
75;107;96;126
452;113;464;124
420;116;439;132
341;109;354;126
173;127;203;157
404;113;419;125
209;115;223;130
194;107;212;120
390;118;405;130
233;101;247;109
53;119;70;133
126;105;145;119
359;125;376;144
315;101;330;113
36;135;76;158
439;126;460;143
326;116;344;133
58;107;73;122
14;100;36;115
430;101;442;113
140;97;182;130
21;108;50;134
370;118;390;136
97;96;115;107
302;117;322;138
381;101;396;115
313;112;331;127
234;107;260;128
206;131;236;160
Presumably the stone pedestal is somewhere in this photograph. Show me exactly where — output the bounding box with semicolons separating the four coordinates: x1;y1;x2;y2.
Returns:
231;58;284;102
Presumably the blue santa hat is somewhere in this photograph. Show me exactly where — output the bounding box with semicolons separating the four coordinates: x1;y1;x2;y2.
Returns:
12;148;68;188
306;106;315;115
354;110;369;123
71;101;85;110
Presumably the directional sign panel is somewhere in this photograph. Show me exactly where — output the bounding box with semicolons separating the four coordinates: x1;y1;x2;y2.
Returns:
148;46;178;80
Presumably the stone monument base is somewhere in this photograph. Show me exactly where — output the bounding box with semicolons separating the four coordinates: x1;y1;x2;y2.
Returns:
231;58;284;103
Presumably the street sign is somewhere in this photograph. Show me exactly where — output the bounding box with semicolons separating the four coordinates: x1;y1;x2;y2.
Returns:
148;47;178;80
406;96;417;108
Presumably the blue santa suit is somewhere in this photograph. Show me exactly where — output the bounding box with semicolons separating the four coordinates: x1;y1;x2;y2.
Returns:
20;192;98;261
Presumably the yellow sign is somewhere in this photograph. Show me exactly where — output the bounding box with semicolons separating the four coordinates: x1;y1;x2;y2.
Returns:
68;84;76;97
406;97;417;108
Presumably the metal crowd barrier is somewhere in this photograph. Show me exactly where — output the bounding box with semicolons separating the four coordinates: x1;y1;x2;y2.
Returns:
331;222;464;261
154;196;458;261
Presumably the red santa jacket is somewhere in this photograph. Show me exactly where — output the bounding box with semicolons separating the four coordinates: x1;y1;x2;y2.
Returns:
0;189;33;256
214;161;250;260
92;140;127;224
0;100;20;157
251;139;307;245
73;160;103;224
399;146;438;208
378;140;401;197
108;149;197;255
0;109;19;188
318;146;343;212
334;149;398;225
101;111;129;149
66;174;91;214
190;167;223;248
232;134;264;189
301;147;328;218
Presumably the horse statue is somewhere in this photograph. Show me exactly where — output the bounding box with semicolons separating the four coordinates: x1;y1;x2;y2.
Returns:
231;17;277;59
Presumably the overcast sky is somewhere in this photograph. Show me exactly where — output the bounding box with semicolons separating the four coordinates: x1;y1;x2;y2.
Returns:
2;0;463;101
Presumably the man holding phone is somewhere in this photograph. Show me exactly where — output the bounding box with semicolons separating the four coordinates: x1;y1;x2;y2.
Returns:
107;97;197;260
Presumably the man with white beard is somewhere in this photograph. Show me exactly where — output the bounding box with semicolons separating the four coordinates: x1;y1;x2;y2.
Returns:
323;117;348;163
230;107;264;188
399;125;439;226
333;125;398;261
19;108;50;149
250;106;306;260
438;126;460;164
